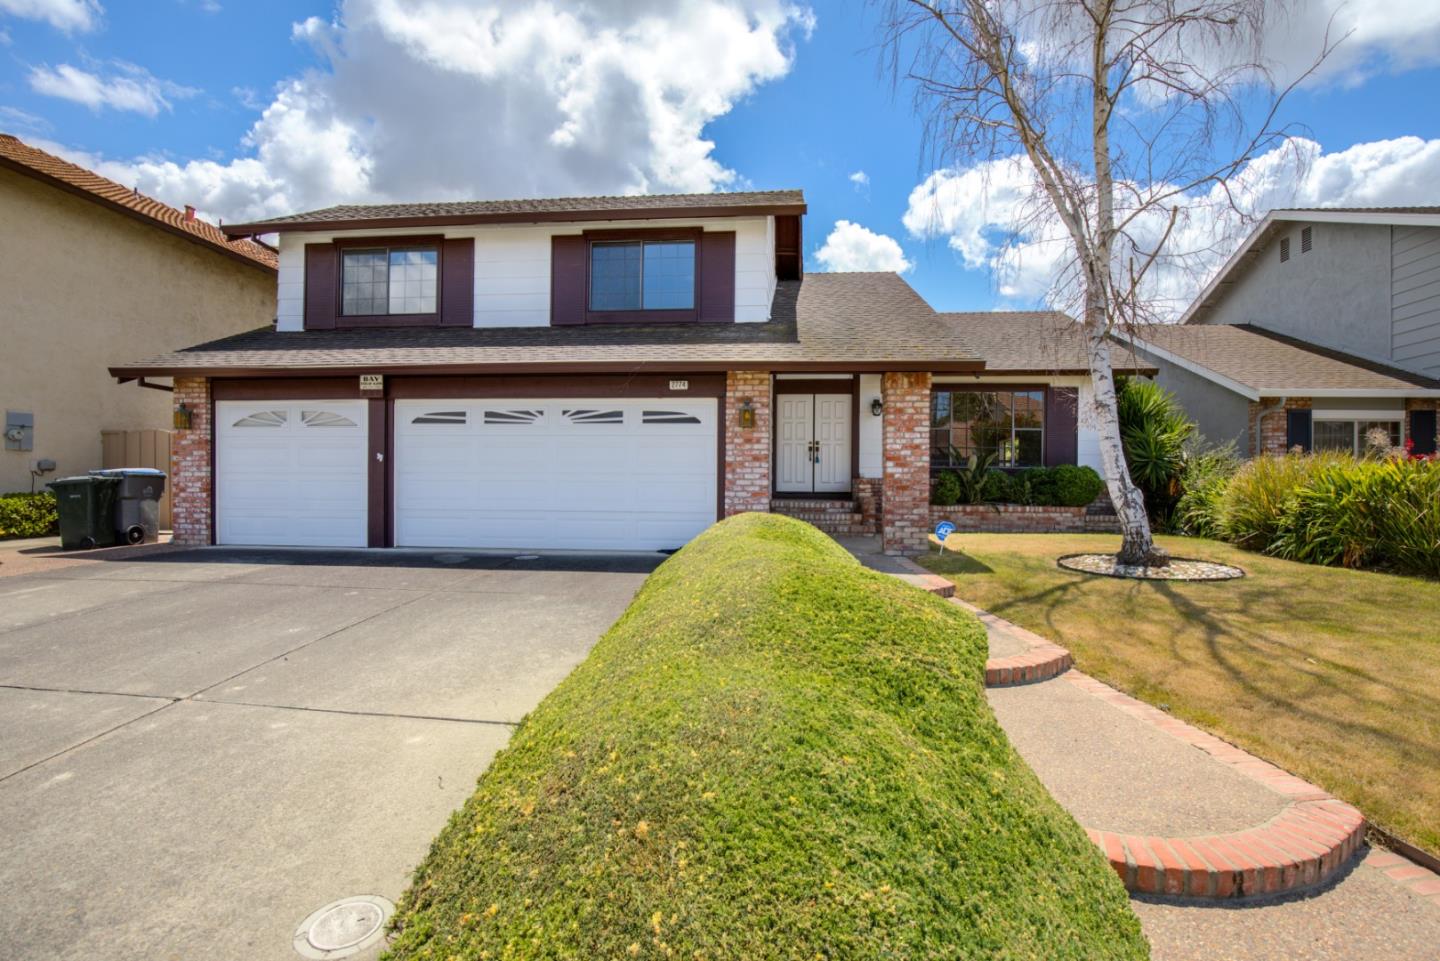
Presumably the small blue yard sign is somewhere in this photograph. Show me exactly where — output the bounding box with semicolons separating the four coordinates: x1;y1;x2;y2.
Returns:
934;520;956;553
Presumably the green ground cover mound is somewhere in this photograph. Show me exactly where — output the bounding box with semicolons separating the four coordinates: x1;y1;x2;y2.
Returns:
386;513;1147;960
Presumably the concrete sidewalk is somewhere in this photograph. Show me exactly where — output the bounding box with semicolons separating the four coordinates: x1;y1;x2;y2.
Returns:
843;536;1440;960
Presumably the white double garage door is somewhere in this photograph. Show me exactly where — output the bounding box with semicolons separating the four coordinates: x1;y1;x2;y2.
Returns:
215;398;717;551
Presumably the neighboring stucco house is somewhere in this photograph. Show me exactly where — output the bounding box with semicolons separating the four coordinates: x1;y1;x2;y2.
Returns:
110;190;1146;554
1120;208;1440;457
0;133;277;496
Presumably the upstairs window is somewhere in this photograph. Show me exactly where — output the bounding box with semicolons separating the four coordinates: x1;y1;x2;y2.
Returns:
342;246;438;316
589;240;696;311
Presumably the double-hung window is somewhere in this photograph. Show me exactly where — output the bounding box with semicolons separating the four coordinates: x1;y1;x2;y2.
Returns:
341;246;438;316
932;389;1045;468
589;240;696;312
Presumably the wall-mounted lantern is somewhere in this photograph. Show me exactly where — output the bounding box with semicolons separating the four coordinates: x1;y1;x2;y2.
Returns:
174;403;193;430
870;397;884;417
738;399;756;429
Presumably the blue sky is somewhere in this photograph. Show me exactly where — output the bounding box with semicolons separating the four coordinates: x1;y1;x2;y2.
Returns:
3;0;1439;315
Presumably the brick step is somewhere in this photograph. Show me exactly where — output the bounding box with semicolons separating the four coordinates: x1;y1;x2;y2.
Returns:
773;511;866;523
984;644;1073;687
771;499;859;513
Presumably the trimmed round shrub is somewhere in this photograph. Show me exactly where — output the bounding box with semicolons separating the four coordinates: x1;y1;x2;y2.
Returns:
386;514;1148;960
1018;466;1060;505
1051;465;1105;507
981;468;1011;502
0;491;59;539
931;471;962;506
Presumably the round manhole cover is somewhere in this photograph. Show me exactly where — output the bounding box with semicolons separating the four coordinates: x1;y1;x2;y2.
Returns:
293;896;392;959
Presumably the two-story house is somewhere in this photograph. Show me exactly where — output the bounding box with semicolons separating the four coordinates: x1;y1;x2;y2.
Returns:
1120;208;1440;457
1;133;277;516
112;191;1148;554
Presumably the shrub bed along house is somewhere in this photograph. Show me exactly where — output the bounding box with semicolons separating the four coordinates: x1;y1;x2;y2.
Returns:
385;514;1147;960
0;491;59;539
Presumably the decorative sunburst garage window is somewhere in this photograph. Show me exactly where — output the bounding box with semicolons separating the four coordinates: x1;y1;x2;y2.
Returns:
483;409;544;425
411;411;468;426
642;410;702;425
301;410;359;428
564;409;624;425
232;410;287;428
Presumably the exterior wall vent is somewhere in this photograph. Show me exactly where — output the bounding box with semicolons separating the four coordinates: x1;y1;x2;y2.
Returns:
1301;226;1313;253
1279;236;1290;263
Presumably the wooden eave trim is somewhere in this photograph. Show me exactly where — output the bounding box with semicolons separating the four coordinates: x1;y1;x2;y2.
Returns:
111;358;987;379
0;155;277;275
223;203;808;237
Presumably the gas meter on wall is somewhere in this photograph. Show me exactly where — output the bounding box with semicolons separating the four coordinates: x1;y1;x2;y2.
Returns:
4;411;33;451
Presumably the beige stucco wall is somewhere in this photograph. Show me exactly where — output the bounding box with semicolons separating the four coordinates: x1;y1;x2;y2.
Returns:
1;167;275;493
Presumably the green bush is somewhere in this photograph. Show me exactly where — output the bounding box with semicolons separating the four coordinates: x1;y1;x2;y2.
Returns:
0;491;59;539
1017;466;1059;505
931;471;962;506
1269;457;1440;577
1051;464;1105;507
385;514;1148;960
1173;444;1241;540
1117;379;1196;524
1217;452;1350;551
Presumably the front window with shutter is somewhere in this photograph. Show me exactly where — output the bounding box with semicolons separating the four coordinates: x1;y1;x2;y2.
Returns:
342;246;438;316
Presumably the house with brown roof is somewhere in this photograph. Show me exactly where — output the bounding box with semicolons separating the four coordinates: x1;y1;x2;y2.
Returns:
111;189;1147;554
1;133;276;504
1121;208;1440;457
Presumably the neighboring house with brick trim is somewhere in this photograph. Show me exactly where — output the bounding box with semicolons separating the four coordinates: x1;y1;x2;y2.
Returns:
1120;207;1440;458
0;132;277;496
111;189;1148;555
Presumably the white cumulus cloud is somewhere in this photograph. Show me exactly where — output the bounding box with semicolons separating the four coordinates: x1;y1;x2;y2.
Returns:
0;0;100;32
815;220;912;273
47;0;813;225
904;137;1440;317
28;62;198;116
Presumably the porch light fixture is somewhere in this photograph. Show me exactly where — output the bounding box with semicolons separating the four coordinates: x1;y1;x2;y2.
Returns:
173;403;193;430
738;399;756;429
870;398;884;417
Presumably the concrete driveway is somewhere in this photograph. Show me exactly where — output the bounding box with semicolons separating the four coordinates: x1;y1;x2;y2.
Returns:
0;546;658;961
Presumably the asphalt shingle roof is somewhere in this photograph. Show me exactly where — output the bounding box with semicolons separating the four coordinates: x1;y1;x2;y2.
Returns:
112;273;995;376
225;190;806;234
938;311;1151;373
1125;324;1440;392
0;133;277;271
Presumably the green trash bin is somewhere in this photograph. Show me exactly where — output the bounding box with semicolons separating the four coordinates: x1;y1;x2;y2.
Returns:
47;475;122;550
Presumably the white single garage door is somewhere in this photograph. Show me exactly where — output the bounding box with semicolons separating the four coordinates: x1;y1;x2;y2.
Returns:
215;400;369;547
394;398;717;551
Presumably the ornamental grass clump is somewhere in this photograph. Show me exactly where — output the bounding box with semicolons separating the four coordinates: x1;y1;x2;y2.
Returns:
385;513;1147;961
1217;451;1351;552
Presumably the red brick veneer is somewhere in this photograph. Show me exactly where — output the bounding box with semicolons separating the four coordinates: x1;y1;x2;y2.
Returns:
723;370;771;516
171;376;211;546
931;504;1120;534
880;372;931;554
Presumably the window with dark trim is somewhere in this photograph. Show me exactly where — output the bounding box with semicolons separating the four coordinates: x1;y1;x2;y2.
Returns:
341;246;438;316
589;239;696;311
932;389;1045;468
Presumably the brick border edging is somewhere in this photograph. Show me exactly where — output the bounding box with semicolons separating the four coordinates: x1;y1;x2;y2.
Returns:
983;643;1073;687
1063;671;1367;900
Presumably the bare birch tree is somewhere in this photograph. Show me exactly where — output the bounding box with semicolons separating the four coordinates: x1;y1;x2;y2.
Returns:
880;0;1333;565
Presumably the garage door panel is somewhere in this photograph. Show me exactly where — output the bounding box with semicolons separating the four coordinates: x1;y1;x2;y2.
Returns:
217;401;368;548
394;398;716;551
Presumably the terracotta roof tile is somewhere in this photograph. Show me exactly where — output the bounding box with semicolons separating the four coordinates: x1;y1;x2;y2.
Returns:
0;133;277;271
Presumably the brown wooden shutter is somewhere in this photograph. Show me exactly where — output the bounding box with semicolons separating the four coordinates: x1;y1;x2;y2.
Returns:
551;235;587;326
440;237;474;327
1411;409;1436;456
698;231;736;324
1044;387;1079;466
303;243;338;330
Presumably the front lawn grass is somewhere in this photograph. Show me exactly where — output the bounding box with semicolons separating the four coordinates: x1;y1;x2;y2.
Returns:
921;533;1440;858
385;514;1147;960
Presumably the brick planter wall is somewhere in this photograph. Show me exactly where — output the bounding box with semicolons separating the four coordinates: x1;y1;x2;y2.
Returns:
881;372;931;554
171;376;211;545
724;370;771;516
854;476;882;529
932;504;1121;534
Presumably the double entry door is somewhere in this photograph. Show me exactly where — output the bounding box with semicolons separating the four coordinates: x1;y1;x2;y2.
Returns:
776;392;852;494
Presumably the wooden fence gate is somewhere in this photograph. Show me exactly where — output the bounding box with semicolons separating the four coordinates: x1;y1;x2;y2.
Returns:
100;429;173;530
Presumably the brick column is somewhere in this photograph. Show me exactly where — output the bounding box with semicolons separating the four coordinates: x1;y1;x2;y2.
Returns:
1406;397;1440;455
881;371;931;554
723;370;771;516
171;377;212;545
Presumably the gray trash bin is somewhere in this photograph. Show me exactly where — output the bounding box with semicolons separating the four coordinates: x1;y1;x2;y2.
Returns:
89;468;167;544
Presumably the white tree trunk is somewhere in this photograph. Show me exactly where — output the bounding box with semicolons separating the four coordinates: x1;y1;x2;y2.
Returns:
1084;317;1167;565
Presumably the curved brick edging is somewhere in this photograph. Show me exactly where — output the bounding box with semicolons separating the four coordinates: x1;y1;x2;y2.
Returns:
984;644;1073;687
1062;671;1367;900
1087;799;1366;899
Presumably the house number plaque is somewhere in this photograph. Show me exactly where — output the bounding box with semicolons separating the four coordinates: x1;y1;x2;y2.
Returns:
359;374;384;392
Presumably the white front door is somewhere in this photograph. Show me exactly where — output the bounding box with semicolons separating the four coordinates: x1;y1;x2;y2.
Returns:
393;398;717;551
215;400;369;547
775;392;852;494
